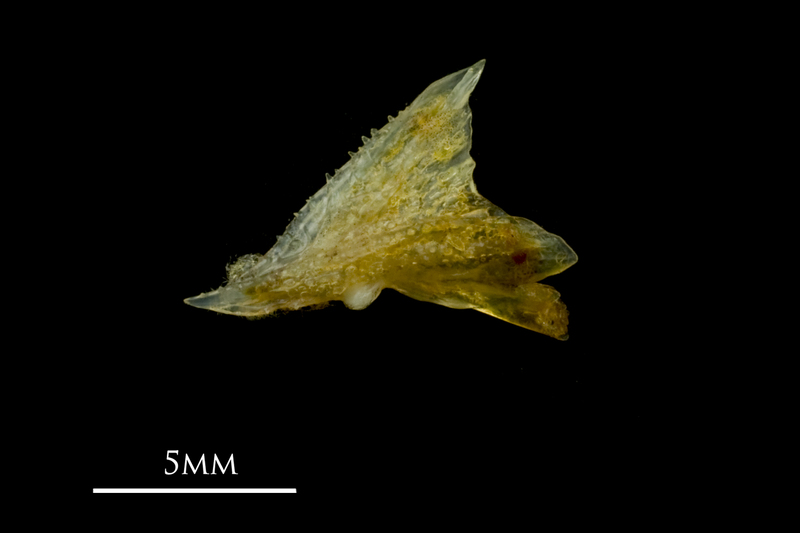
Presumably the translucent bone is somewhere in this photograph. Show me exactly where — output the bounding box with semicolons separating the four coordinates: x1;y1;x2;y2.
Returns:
185;60;578;339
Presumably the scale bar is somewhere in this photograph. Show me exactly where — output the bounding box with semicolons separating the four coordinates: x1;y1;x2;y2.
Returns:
93;488;296;493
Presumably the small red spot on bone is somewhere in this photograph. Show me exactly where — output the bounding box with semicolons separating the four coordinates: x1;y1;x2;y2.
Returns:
512;252;527;265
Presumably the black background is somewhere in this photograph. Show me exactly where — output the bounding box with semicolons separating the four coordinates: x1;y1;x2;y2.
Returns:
87;19;677;499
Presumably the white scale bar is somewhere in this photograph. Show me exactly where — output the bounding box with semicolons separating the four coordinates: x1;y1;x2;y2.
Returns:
94;488;296;493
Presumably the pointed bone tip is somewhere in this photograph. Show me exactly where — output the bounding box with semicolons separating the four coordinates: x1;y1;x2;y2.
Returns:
446;59;486;107
464;59;486;82
183;295;205;309
184;290;222;311
462;59;485;80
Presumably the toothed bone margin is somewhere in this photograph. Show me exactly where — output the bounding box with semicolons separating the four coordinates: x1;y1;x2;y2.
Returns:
185;59;578;339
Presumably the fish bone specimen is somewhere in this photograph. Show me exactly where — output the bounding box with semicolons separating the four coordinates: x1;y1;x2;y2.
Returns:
185;60;578;339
